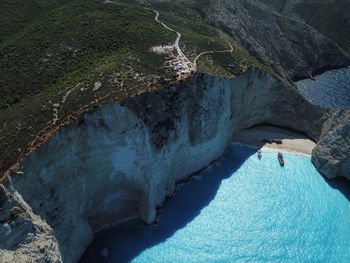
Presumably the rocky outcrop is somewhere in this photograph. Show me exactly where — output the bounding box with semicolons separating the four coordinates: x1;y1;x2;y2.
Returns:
0;67;337;262
0;184;62;263
312;109;350;180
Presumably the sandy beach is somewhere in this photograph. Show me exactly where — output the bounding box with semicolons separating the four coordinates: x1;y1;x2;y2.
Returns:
232;125;316;156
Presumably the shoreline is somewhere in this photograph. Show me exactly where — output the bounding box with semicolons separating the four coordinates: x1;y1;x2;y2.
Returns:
232;126;316;156
231;142;312;157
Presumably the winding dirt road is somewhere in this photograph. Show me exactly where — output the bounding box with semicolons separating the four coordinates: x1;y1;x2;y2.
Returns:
153;10;189;61
152;10;234;73
193;42;234;70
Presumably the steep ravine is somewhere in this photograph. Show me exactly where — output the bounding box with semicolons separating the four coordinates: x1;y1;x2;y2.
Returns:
0;67;348;263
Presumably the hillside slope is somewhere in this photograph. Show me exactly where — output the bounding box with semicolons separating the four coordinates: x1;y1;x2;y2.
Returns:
258;0;350;53
1;0;349;176
189;0;349;80
0;0;260;176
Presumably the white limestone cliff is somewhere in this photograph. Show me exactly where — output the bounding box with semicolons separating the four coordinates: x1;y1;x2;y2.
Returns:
0;67;342;262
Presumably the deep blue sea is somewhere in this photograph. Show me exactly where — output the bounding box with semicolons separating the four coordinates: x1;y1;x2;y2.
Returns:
296;67;350;109
80;144;350;263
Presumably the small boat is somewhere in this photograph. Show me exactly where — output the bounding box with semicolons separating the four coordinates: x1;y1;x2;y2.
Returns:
278;152;285;167
257;150;262;160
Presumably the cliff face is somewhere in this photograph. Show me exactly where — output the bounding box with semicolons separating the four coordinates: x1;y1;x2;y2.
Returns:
0;68;336;262
312;110;350;180
0;184;62;262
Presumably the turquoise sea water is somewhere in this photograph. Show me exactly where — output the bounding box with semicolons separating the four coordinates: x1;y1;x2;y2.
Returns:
80;144;350;263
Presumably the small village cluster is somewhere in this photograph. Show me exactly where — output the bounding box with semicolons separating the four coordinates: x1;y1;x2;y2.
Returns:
151;44;195;79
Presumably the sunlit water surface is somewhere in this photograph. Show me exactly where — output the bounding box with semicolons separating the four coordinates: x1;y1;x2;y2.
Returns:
80;145;350;263
296;66;350;109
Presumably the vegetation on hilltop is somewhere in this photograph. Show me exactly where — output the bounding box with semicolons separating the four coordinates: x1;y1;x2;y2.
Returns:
2;0;347;176
0;0;70;41
0;0;260;176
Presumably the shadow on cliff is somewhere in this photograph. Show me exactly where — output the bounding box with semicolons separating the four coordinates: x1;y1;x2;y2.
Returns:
325;177;350;201
79;145;255;263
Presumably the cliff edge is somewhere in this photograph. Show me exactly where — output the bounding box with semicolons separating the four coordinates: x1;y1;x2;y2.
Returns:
2;67;345;262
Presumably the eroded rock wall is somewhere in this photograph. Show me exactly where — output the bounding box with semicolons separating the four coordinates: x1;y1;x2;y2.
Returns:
312;109;350;180
0;68;333;262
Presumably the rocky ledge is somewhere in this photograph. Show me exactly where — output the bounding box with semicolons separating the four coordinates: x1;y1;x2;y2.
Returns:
0;67;348;262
